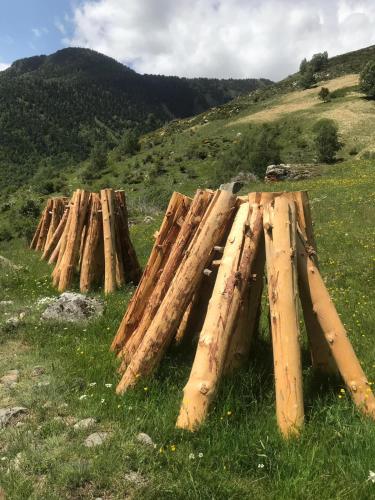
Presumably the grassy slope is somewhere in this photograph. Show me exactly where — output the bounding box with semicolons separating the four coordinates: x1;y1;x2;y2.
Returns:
0;158;374;499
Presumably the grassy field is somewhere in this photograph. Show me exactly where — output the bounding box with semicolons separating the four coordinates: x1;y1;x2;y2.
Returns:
0;158;374;499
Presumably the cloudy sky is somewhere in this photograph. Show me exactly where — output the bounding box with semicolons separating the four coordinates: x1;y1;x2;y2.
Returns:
1;0;375;80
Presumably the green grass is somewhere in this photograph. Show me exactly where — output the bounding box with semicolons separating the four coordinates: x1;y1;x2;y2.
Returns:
0;159;374;499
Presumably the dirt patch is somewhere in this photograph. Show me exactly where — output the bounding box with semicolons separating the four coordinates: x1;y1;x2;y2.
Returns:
228;74;360;126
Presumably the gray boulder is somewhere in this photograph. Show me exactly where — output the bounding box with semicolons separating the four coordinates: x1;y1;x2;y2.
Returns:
41;292;103;322
219;181;243;194
265;164;292;181
84;432;109;447
0;407;28;428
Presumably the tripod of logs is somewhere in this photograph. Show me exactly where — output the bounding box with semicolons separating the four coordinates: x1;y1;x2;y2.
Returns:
111;189;375;437
30;189;141;294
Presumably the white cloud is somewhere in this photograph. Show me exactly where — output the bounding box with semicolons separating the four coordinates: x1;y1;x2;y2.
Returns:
55;18;67;35
0;62;10;71
32;27;49;38
66;0;375;80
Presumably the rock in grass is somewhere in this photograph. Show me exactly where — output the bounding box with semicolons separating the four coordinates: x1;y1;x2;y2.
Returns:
41;292;103;322
31;366;45;377
0;256;23;271
84;432;109;447
136;432;155;448
219;181;243;194
0;370;19;387
0;407;28;428
124;471;148;486
74;418;96;430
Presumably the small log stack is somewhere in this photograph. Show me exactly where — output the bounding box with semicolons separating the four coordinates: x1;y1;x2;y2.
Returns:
30;189;141;293
111;189;375;438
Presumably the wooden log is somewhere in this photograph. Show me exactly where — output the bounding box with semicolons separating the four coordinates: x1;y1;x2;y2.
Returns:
30;209;45;249
116;189;236;394
42;206;69;261
80;193;103;292
224;229;265;374
176;201;263;430
119;189;214;367
115;191;142;284
58;190;90;291
264;196;304;437
110;192;191;353
101;189;117;294
291;192;336;374
36;199;53;251
296;232;375;419
45;198;65;249
52;191;77;283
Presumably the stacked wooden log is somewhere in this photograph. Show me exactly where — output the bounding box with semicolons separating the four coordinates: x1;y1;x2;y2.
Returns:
111;189;375;437
30;189;141;294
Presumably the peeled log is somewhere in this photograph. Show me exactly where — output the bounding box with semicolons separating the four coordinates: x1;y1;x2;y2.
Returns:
116;189;236;394
264;197;304;437
36;199;53;251
58;190;90;291
120;189;213;366
177;201;263;430
80;193;103;292
296;233;375;419
290;192;336;374
101;189;117;294
111;192;191;353
224;229;265;374
30;209;45;249
115;191;142;284
42;207;69;261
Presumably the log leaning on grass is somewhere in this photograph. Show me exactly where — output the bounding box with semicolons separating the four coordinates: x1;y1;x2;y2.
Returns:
119;189;214;367
176;201;263;430
264;197;304;437
42;205;69;261
36;198;54;252
290;191;337;375
116;189;236;394
111;192;192;354
296;232;375;419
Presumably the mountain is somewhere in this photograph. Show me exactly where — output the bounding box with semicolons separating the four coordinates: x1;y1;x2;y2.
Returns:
0;47;272;169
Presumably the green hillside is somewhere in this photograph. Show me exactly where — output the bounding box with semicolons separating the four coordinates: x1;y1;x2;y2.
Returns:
0;44;375;499
0;47;271;186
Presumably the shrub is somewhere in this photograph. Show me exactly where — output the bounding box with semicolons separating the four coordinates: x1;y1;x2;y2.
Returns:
359;61;375;99
300;65;316;89
313;119;341;163
318;87;331;102
19;199;40;218
117;130;141;157
214;123;281;183
81;142;108;181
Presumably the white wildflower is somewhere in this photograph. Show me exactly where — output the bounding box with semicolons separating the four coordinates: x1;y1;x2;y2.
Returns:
198;452;203;458
79;394;87;400
89;382;97;387
368;471;375;483
189;453;195;460
105;383;112;388
101;398;105;404
258;463;265;469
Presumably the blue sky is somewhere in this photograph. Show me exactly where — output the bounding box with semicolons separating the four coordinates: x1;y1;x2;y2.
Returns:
0;0;76;67
1;0;375;79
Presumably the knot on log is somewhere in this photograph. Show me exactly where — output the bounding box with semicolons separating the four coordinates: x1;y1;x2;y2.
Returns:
199;384;209;395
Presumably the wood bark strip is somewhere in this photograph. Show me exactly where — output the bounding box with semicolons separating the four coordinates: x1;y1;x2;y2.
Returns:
264;196;304;437
119;189;213;367
176;201;263;430
296;232;375;419
116;189;236;394
110;192;191;353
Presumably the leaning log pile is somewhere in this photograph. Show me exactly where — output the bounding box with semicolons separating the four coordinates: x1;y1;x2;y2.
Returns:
111;189;375;437
30;189;141;293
